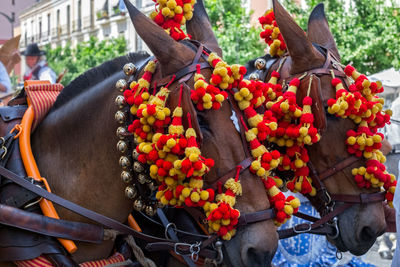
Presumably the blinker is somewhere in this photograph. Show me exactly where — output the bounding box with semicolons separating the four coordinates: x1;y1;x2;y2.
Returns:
255;58;267;70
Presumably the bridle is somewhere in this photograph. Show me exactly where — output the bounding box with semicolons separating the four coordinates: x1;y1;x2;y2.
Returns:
122;40;276;265
251;45;386;239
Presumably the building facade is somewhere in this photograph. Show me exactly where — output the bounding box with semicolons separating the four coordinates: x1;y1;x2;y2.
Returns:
19;0;154;52
0;0;39;44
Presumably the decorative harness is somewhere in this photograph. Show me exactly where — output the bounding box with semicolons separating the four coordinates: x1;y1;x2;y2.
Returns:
250;45;386;239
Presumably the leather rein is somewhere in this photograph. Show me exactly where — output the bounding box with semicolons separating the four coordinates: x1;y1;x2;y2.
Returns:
257;47;386;239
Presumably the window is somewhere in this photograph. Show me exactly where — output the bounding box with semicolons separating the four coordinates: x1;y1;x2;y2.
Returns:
12;0;15;5
39;20;42;40
90;0;94;27
67;5;70;33
78;0;82;30
47;13;50;36
57;9;60;36
31;20;34;41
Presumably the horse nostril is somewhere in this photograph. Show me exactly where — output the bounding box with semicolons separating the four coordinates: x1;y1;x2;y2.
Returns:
246;247;271;267
360;226;376;242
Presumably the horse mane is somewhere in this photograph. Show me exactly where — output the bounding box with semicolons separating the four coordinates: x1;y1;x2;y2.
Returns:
52;51;150;110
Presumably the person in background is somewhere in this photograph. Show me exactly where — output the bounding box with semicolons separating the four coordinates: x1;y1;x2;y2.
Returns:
22;43;56;83
0;61;11;94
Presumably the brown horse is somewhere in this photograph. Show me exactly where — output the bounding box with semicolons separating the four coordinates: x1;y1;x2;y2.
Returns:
245;0;386;255
28;0;277;266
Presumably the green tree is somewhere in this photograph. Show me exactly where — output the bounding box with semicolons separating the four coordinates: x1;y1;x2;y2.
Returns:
283;0;400;74
204;0;265;65
45;36;127;86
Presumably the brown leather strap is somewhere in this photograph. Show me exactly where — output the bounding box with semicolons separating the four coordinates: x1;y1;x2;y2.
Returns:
209;157;253;191
331;191;385;204
0;165;220;259
145;242;217;259
0;203;104;243
238;209;275;226
0;166;194;244
319;156;360;181
279;202;353;239
152;61;210;87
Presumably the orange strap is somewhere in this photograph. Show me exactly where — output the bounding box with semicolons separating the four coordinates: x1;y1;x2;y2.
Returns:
18;85;77;253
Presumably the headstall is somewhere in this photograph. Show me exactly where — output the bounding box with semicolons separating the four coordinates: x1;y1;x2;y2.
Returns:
249;46;388;239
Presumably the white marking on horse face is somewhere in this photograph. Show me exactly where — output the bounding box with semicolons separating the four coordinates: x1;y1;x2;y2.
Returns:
230;109;241;133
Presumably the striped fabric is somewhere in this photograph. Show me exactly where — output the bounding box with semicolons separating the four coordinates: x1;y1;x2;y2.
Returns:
14;255;53;267
25;82;63;130
14;253;126;267
79;253;126;267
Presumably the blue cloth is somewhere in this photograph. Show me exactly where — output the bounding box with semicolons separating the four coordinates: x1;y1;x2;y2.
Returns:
0;62;11;94
272;201;376;267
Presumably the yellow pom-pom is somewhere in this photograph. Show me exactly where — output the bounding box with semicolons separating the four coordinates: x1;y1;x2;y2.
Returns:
183;3;192;12
191;192;200;202
200;190;209;200
295;159;304;168
182;187;191;198
299;127;308;137
202;93;212;103
211;222;221;232
215;94;225;103
284;205;293;215
290;198;300;208
161;196;169;205
167;0;177;9
174;5;183;14
294;109;302;117
161;7;171;17
280;102;289;112
184;11;193;20
166;138;176;148
222;219;231;226
209;203;218;211
251;160;261;170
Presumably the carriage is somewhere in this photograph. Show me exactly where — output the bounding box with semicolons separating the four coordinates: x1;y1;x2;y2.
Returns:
0;0;394;266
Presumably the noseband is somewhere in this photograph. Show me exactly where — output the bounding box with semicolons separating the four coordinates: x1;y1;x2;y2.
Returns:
254;47;386;239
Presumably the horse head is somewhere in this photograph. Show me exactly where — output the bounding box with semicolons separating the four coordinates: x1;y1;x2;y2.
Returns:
124;0;277;265
251;0;385;255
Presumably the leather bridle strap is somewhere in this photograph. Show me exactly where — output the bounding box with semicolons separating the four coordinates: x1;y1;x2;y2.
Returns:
208;157;253;191
318;156;360;181
238;209;275;226
278;202;352;239
0;165;218;259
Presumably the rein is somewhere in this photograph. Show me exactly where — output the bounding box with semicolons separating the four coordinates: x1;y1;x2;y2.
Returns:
251;47;387;239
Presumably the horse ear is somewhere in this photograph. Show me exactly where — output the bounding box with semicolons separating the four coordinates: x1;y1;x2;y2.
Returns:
186;0;223;57
123;0;195;75
272;0;325;74
307;3;340;61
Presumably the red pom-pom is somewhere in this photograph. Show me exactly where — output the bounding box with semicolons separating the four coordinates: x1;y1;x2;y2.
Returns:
302;96;313;106
344;65;355;76
289;78;300;87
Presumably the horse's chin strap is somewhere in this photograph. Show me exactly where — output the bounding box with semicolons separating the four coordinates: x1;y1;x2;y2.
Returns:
278;149;386;240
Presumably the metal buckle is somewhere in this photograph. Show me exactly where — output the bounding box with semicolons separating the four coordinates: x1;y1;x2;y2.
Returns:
214;240;224;265
1;146;7;159
327;217;340;239
293;223;312;234
173;241;201;262
164;223;177;240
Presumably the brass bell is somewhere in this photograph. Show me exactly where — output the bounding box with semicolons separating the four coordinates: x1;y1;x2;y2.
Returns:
249;72;260;81
119;156;131;169
125;186;138;199
148;182;158;191
133;161;145;173
145;205;157;216
117;140;128;153
121;171;132;183
116;79;127;92
132;149;139;160
137;173;147;184
115;95;126;109
115;111;126;124
116;127;127;139
123;63;137;76
133;199;144;211
254;58;267;70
